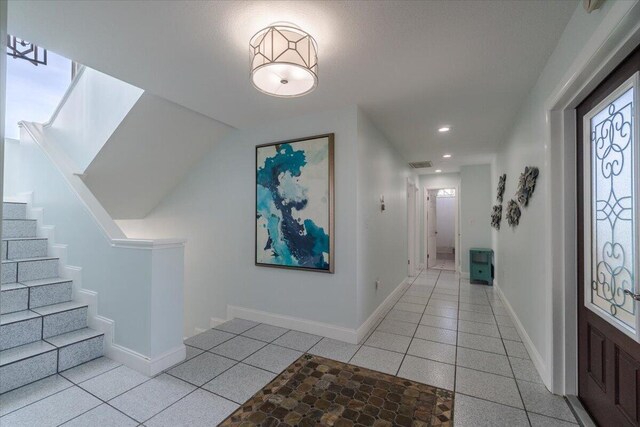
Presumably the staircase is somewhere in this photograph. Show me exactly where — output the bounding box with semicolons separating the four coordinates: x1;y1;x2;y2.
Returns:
0;201;104;394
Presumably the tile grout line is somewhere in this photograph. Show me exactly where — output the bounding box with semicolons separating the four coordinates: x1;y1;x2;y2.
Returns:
0;360;126;419
394;268;439;378
485;286;532;427
348;270;420;365
452;269;461;398
152;320;324;424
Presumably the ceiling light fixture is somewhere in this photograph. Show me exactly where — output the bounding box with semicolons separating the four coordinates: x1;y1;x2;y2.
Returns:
250;23;318;98
435;169;442;173
438;126;451;132
443;154;452;158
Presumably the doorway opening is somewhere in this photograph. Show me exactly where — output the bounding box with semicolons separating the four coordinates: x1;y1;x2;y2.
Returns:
425;187;458;271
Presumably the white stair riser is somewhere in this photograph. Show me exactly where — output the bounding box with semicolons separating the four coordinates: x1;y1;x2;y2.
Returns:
2;203;27;221
4;239;48;260
2;220;37;238
0;317;42;351
56;335;104;371
0;350;57;394
29;282;73;309
42;307;88;339
18;259;58;282
1;262;17;284
0;287;29;314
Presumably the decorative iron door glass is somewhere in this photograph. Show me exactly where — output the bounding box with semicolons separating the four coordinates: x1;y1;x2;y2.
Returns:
583;72;639;341
255;134;334;273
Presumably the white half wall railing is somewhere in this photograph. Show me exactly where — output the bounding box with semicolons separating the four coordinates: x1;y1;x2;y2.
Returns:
6;121;187;376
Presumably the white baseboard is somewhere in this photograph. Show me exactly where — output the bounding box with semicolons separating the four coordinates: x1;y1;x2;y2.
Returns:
107;340;186;377
494;282;550;389
210;317;227;328
227;305;358;344
227;277;410;345
355;278;409;343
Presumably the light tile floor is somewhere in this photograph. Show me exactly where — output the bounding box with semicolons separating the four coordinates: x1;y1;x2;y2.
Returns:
431;258;456;271
0;269;579;426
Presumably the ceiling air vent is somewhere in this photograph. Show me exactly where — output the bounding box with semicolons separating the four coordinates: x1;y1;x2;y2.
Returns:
409;161;433;169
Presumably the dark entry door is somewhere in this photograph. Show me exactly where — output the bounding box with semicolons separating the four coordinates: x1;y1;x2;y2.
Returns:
577;46;640;427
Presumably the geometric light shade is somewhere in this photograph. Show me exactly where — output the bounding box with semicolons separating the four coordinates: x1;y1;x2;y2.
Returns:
250;24;318;97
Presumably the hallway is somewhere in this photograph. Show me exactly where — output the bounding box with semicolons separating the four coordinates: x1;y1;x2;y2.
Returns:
0;270;577;426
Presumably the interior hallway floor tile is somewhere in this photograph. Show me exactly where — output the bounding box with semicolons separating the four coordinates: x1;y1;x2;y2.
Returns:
2;268;580;427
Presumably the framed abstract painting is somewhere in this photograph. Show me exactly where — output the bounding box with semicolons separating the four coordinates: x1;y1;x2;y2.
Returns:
255;134;334;273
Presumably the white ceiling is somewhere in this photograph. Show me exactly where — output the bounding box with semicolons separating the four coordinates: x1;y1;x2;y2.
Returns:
8;1;577;174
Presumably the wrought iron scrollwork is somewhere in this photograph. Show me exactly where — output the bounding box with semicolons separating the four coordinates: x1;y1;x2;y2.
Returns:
6;35;47;66
591;88;635;323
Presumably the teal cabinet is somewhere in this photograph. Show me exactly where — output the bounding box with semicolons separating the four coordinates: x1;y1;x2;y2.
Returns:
470;248;493;285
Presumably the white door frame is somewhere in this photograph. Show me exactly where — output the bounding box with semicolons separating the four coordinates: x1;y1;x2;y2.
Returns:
544;1;640;395
407;181;417;276
423;185;460;272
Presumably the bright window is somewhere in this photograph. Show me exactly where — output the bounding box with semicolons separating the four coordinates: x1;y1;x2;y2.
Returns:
5;41;72;139
437;188;456;198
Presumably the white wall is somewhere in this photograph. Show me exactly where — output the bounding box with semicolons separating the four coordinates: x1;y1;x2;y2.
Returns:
436;196;456;251
118;106;361;334
47;67;143;172
0;0;6;216
494;0;622;390
118;105;416;338
82;93;232;219
459;165;492;273
356;108;415;325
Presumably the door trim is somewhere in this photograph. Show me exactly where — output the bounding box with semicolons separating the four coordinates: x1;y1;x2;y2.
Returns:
546;1;640;395
407;180;417;277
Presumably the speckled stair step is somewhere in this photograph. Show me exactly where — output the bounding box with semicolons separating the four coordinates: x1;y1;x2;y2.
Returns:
44;328;104;371
0;310;42;351
21;277;73;309
2;237;48;260
2;219;37;238
0;340;57;394
0;283;29;314
2;257;60;285
32;301;88;338
2;201;27;220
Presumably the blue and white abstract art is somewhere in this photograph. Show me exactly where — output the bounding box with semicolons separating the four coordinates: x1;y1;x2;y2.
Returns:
255;134;334;272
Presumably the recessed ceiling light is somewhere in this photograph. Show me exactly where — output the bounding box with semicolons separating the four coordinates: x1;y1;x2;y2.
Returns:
443;154;452;158
435;169;442;173
438;126;451;132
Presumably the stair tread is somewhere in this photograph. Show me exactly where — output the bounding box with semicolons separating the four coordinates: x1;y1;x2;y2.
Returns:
2;201;27;205
32;301;87;316
2;218;36;221
0;340;56;366
1;283;27;291
2;237;46;241
1;309;40;325
19;277;72;287
44;328;103;348
1;256;57;263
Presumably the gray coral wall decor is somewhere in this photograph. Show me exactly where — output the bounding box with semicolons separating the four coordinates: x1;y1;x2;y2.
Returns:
497;174;506;203
506;199;521;227
516;166;539;207
491;205;502;230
